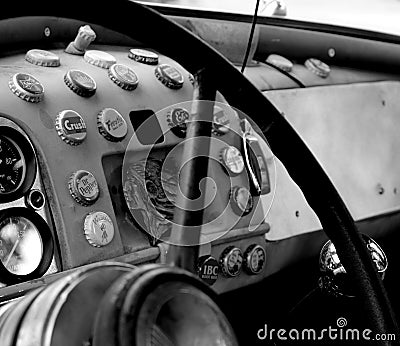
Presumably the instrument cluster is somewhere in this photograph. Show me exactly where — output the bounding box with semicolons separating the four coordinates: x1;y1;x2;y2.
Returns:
0;119;57;286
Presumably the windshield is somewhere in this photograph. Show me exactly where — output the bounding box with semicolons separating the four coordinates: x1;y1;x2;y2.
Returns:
141;0;400;37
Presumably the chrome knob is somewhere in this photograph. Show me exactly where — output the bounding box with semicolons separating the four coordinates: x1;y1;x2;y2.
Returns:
319;235;388;297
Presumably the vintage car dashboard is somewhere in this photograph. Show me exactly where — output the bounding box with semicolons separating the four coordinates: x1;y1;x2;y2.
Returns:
0;8;400;302
0;30;275;298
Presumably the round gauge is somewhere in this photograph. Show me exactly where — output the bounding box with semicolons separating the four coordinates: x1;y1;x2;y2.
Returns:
220;246;243;277
0;135;26;195
0;126;36;204
0;208;53;285
0;216;42;275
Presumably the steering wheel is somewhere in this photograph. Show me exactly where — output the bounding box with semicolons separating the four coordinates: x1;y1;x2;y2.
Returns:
3;0;399;344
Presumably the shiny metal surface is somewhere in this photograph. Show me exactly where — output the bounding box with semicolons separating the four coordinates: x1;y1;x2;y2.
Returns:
319;235;387;297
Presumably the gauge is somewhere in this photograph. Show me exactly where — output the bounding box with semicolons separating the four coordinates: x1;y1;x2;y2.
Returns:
0;135;26;195
0;216;42;275
0;126;36;203
0;208;53;285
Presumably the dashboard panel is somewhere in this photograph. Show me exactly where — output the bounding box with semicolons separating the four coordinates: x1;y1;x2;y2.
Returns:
0;6;399;301
0;35;276;295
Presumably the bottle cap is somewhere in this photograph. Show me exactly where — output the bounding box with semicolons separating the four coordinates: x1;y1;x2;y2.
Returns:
8;73;44;103
128;48;159;65
166;107;190;138
68;170;99;206
25;49;60;67
305;58;330;78
266;54;293;72
108;64;139;90
155;64;184;89
243;244;266;275
84;50;116;69
197;256;219;285
64;70;96;97
230;186;253;215
97;108;128;142
55;110;87;145
219;246;243;277
83;211;114;247
220;146;244;175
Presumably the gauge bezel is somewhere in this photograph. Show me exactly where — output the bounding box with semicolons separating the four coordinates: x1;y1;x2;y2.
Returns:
0;126;37;203
0;207;53;285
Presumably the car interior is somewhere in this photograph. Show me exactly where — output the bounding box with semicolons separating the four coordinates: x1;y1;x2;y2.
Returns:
0;0;399;345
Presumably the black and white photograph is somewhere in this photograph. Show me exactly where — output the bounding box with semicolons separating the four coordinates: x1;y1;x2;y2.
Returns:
0;0;399;345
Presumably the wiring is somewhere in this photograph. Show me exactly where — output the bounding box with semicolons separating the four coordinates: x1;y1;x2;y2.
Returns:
241;0;261;73
241;0;306;88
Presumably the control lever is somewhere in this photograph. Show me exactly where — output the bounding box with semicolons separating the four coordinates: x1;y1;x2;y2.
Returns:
241;119;262;195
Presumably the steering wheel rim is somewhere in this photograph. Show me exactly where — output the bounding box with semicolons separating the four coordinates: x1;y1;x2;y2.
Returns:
2;0;398;343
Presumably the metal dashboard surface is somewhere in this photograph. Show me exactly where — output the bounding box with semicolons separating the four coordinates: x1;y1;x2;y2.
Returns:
264;81;400;240
0;45;194;268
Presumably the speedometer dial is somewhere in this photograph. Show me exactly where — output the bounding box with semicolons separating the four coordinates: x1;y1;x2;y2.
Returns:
0;135;26;195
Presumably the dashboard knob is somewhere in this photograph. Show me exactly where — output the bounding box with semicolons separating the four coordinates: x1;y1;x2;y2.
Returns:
154;64;184;89
108;64;139;91
83;211;114;247
25;189;46;210
266;54;293;72
219;246;243;277
8;73;44;103
64;70;96;97
128;48;159;65
230;186;253;216
25;49;60;67
68;170;100;206
84;50;117;69
244;244;266;275
55;110;87;145
219;146;244;175
97;108;128;142
305;58;330;78
66;25;96;55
